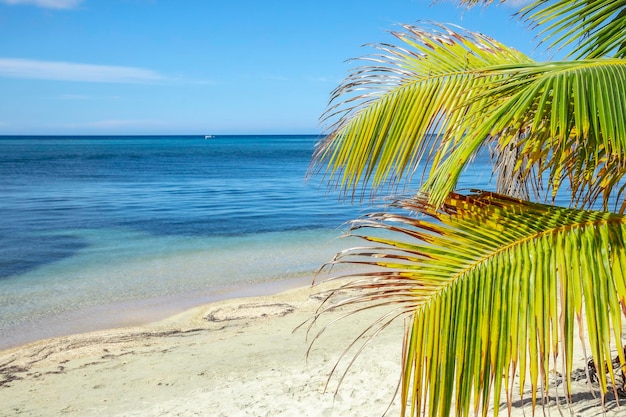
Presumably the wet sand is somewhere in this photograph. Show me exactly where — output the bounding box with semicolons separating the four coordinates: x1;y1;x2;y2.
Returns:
0;279;622;416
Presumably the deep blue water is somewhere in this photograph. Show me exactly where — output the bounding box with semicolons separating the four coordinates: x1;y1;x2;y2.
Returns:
0;135;362;278
0;134;498;348
0;135;387;348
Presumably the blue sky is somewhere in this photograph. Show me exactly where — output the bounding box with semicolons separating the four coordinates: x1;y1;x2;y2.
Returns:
0;0;541;135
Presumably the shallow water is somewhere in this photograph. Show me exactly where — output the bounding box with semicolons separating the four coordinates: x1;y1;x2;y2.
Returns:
0;135;370;348
0;227;361;348
0;134;513;349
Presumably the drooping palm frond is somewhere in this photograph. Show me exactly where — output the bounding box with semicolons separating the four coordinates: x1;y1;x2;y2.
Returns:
423;58;626;209
519;0;626;60
312;22;626;210
312;191;626;417
311;23;534;201
456;1;626;59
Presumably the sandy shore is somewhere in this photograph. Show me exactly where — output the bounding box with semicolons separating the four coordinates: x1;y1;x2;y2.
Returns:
0;279;623;417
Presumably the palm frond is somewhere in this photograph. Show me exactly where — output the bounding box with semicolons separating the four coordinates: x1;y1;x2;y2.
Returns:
311;23;533;201
424;59;626;209
518;0;626;59
457;1;626;59
313;21;626;209
312;191;626;416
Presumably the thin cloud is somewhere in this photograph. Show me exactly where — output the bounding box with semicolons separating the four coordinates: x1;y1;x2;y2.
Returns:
305;76;335;83
58;119;169;130
0;0;83;8
0;58;165;83
437;0;534;9
497;0;535;8
60;94;121;100
266;75;289;81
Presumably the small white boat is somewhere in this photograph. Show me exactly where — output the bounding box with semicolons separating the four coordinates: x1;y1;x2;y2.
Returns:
204;135;214;139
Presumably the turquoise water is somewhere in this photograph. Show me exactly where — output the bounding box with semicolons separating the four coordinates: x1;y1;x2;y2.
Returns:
0;134;497;349
0;135;374;348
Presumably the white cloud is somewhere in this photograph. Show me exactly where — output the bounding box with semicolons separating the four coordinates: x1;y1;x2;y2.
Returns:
0;58;165;83
0;0;82;8
60;94;121;100
266;75;289;81
305;76;335;83
502;0;535;8
57;119;168;130
437;0;534;9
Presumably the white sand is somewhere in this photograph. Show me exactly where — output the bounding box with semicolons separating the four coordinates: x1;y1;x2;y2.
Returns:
0;280;623;417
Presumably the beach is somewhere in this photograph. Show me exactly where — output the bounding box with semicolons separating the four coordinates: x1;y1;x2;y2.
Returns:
0;279;405;417
0;136;622;415
0;135;367;350
1;278;623;417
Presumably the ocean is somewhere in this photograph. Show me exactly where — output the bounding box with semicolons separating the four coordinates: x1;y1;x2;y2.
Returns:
0;134;494;349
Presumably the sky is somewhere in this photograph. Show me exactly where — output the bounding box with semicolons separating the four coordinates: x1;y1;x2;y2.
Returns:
0;0;543;135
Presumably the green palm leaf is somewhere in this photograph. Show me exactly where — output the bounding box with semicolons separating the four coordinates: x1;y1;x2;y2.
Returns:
312;22;626;210
424;59;626;209
311;191;626;416
519;0;626;60
312;23;534;201
457;1;626;59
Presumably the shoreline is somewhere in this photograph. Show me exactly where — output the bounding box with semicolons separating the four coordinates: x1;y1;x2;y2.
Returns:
0;278;408;416
0;273;318;351
0;279;622;416
0;228;359;352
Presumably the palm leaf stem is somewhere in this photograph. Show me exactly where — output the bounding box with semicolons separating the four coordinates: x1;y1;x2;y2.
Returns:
311;191;626;416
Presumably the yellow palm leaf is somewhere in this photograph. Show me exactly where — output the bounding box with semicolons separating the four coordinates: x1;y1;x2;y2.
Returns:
311;23;533;202
310;192;626;416
312;22;626;210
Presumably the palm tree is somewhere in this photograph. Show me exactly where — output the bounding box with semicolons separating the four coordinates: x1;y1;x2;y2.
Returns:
309;1;626;416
